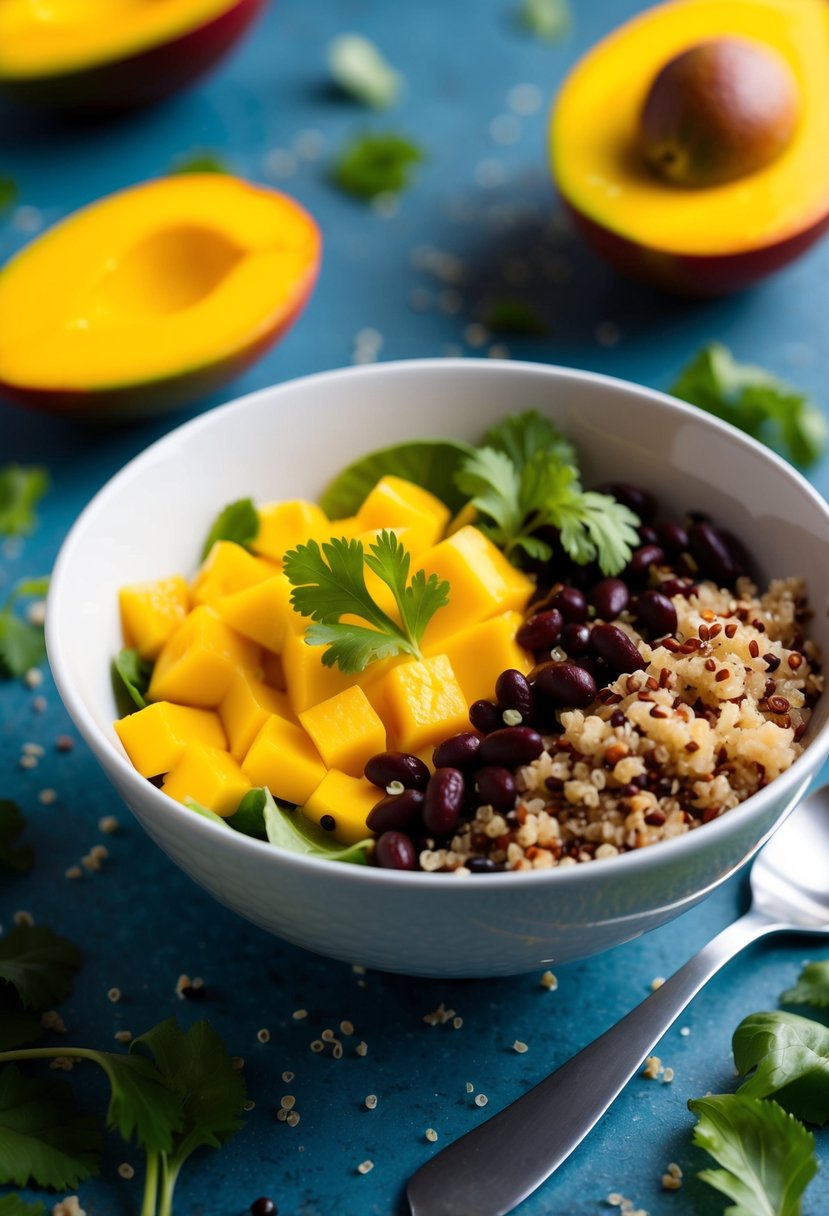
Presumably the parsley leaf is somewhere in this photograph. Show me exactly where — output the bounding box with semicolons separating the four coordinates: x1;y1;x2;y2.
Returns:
482;410;576;470
200;498;259;561
519;0;571;42
0;926;81;1012
329;34;402;109
283;533;449;673
0;801;34;873
112;647;152;713
0;1196;46;1216
0;467;49;536
734;1010;829;1124
332;132;423;198
0;1064;101;1191
670;343;826;468
170;150;229;175
781;961;829;1009
261;788;372;862
689;1093;816;1216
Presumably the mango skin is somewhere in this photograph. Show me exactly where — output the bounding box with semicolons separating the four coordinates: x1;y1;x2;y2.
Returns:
0;0;268;116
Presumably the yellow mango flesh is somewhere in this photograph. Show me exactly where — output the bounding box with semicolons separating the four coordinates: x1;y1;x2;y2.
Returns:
303;770;380;845
299;685;386;778
191;540;274;607
219;669;294;762
214;572;294;653
148;604;260;707
114;701;225;778
425;610;533;706
355;475;450;541
252;499;330;563
119;574;190;661
162;742;251;817
241;713;326;806
372;654;469;754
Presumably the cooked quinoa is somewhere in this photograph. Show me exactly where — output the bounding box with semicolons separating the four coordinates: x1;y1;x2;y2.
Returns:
422;576;821;873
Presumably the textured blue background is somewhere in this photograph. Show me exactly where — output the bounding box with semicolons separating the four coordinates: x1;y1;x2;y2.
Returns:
2;1;829;1213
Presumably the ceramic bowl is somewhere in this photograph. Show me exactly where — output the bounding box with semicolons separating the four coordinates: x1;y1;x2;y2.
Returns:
46;360;829;977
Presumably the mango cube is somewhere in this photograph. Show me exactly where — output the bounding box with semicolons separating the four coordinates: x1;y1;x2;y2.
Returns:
241;714;326;806
119;575;190;660
148;605;260;707
418;526;534;647
262;649;287;690
304;770;380;844
299;685;386;777
114;701;226;778
220;669;294;761
162;743;251;817
214;572;294;653
252;499;330;563
356;476;450;543
424;611;532;705
191;541;274;606
371;653;468;753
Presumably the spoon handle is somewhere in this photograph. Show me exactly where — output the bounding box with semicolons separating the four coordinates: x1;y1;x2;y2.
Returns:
406;908;776;1216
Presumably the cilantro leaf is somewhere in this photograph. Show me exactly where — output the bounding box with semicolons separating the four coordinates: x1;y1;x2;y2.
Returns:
0;1064;101;1191
82;1049;182;1154
734;1010;829;1124
0;466;49;536
0;801;34;873
329;34;402;109
0;1195;46;1216
781;961;829;1009
518;0;571;42
332;132;423;198
455;448;525;545
304;620;405;672
364;530;449;644
200;498;259;561
171;151;229;175
556;489;641;576
670;343;826;468
689;1093;816;1216
482;410;576;471
0;926;81;1011
112;647;152;713
0;179;18;216
261;788;372;862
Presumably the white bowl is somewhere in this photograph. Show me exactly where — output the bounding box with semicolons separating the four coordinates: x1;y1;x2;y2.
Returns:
47;360;829;977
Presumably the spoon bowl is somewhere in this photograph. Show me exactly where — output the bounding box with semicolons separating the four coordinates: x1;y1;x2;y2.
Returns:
750;783;829;928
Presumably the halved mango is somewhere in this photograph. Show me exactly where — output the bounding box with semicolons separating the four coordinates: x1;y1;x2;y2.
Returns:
0;175;321;419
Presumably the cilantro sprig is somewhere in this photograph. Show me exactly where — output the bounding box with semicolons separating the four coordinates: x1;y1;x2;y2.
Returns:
0;576;50;679
283;531;449;673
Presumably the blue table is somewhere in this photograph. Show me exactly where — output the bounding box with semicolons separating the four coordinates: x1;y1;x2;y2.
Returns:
2;2;828;1213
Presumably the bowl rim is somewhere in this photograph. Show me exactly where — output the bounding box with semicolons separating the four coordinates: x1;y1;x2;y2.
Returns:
46;357;829;892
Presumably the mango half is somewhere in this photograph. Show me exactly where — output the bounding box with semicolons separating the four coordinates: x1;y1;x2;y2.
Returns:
0;175;321;420
0;0;267;114
550;0;829;295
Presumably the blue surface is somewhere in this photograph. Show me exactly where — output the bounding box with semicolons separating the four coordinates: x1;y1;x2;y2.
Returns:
2;2;829;1214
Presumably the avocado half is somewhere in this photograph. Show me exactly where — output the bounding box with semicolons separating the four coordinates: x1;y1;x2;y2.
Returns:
550;0;829;295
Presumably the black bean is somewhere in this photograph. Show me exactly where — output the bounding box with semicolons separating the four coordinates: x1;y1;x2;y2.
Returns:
516;608;563;651
591;623;646;674
469;699;501;734
590;578;630;620
433;732;481;770
610;709;626;728
659;576;694;598
689;521;736;584
636;589;678;637
466;856;501;874
628;544;666;581
423;768;466;836
366;788;425;834
656;519;689;554
478;726;544;767
595;481;657;522
375;831;418;870
638;526;659;546
561;621;591;655
250;1200;277;1216
495;669;534;723
549;586;588;623
364;751;430;791
475;766;517;811
532;661;597;708
719;529;751;577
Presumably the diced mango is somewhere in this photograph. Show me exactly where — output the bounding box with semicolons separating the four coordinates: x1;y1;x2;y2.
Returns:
262;649;287;690
148;605;260;708
241;714;326;805
299;685;386;777
282;630;401;715
119;575;190;660
325;515;361;540
214;572;294;653
191;541;274;606
219;669;295;761
446;501;479;536
303;770;380;845
162;743;251;817
424;611;533;705
355;476;450;542
371;653;468;753
418;526;534;647
252;499;330;563
114;702;226;778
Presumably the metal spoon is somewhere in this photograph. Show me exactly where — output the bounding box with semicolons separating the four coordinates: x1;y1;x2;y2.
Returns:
407;782;829;1216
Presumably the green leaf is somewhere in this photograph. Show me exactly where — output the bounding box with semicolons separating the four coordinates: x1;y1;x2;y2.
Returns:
455;447;524;543
305;619;407;672
200;498;259;561
226;788;269;840
0;179;18;216
112;647;152;714
689;1093;816;1216
555;489;641;577
318;438;473;517
483;299;548;337
0;1064;101;1191
0;601;46;680
781;960;829;1009
0;1195;46;1216
670;343;827;468
0;801;34;873
518;0;571;42
0;467;49;537
364;529;449;644
482;411;576;472
170;151;229;175
285;537;391;630
329;34;402;109
332;132;423;198
87;1049;182;1154
183;797;230;829
0;926;81;1011
0;1012;43;1051
262;788;372;863
734;1010;829;1124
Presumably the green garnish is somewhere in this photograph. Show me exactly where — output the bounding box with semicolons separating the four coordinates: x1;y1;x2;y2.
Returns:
0;576;49;680
328;34;402;109
112;647;152;713
186;789;372;861
733;1011;829;1124
0;801;34;873
781;960;829;1008
332;132;423;198
689;1093;816;1216
170;151;229;175
0;179;18;216
200;497;259;561
455;412;639;574
483;299;548;337
283;531;449;673
0;925;81;1012
318;438;473;518
0;1065;102;1190
670;342;826;468
0;466;49;536
0;1195;46;1216
518;0;571;42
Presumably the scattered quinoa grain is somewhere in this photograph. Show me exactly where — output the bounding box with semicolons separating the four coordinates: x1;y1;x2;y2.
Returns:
52;1199;86;1216
355;1041;368;1056
41;1010;66;1033
512;1040;529;1053
680;1027;691;1037
244;1099;255;1111
650;977;665;991
24;667;43;688
286;1111;300;1127
56;735;74;752
232;1056;245;1070
282;1070;294;1082
452;1016;463;1029
38;788;57;805
364;1094;378;1110
425;1128;438;1142
662;1067;675;1083
357;1160;374;1175
64;865;83;880
540;970;558;991
280;1095;296;1110
107;987;121;1003
98;816;119;834
466;1082;474;1093
340;1019;354;1035
118;1163;135;1180
20;754;37;769
257;1028;271;1044
474;1093;489;1107
32;695;47;713
292;1008;308;1020
310;1040;324;1053
50;1056;75;1071
114;1031;133;1044
642;1055;662;1080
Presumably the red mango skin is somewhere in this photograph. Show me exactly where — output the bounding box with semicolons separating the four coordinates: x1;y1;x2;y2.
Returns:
565;199;829;297
0;0;268;115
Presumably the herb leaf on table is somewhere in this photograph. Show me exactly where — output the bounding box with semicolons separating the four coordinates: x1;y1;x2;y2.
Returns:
0;1064;101;1190
0;801;34;873
0;1196;46;1216
781;961;829;1009
332;132;423;198
0;577;50;679
733;1010;829;1124
0;466;49;536
0;925;81;1011
200;497;259;561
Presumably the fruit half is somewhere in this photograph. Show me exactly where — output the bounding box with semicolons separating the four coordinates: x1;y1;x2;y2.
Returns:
550;0;829;295
0;175;322;420
0;0;267;113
